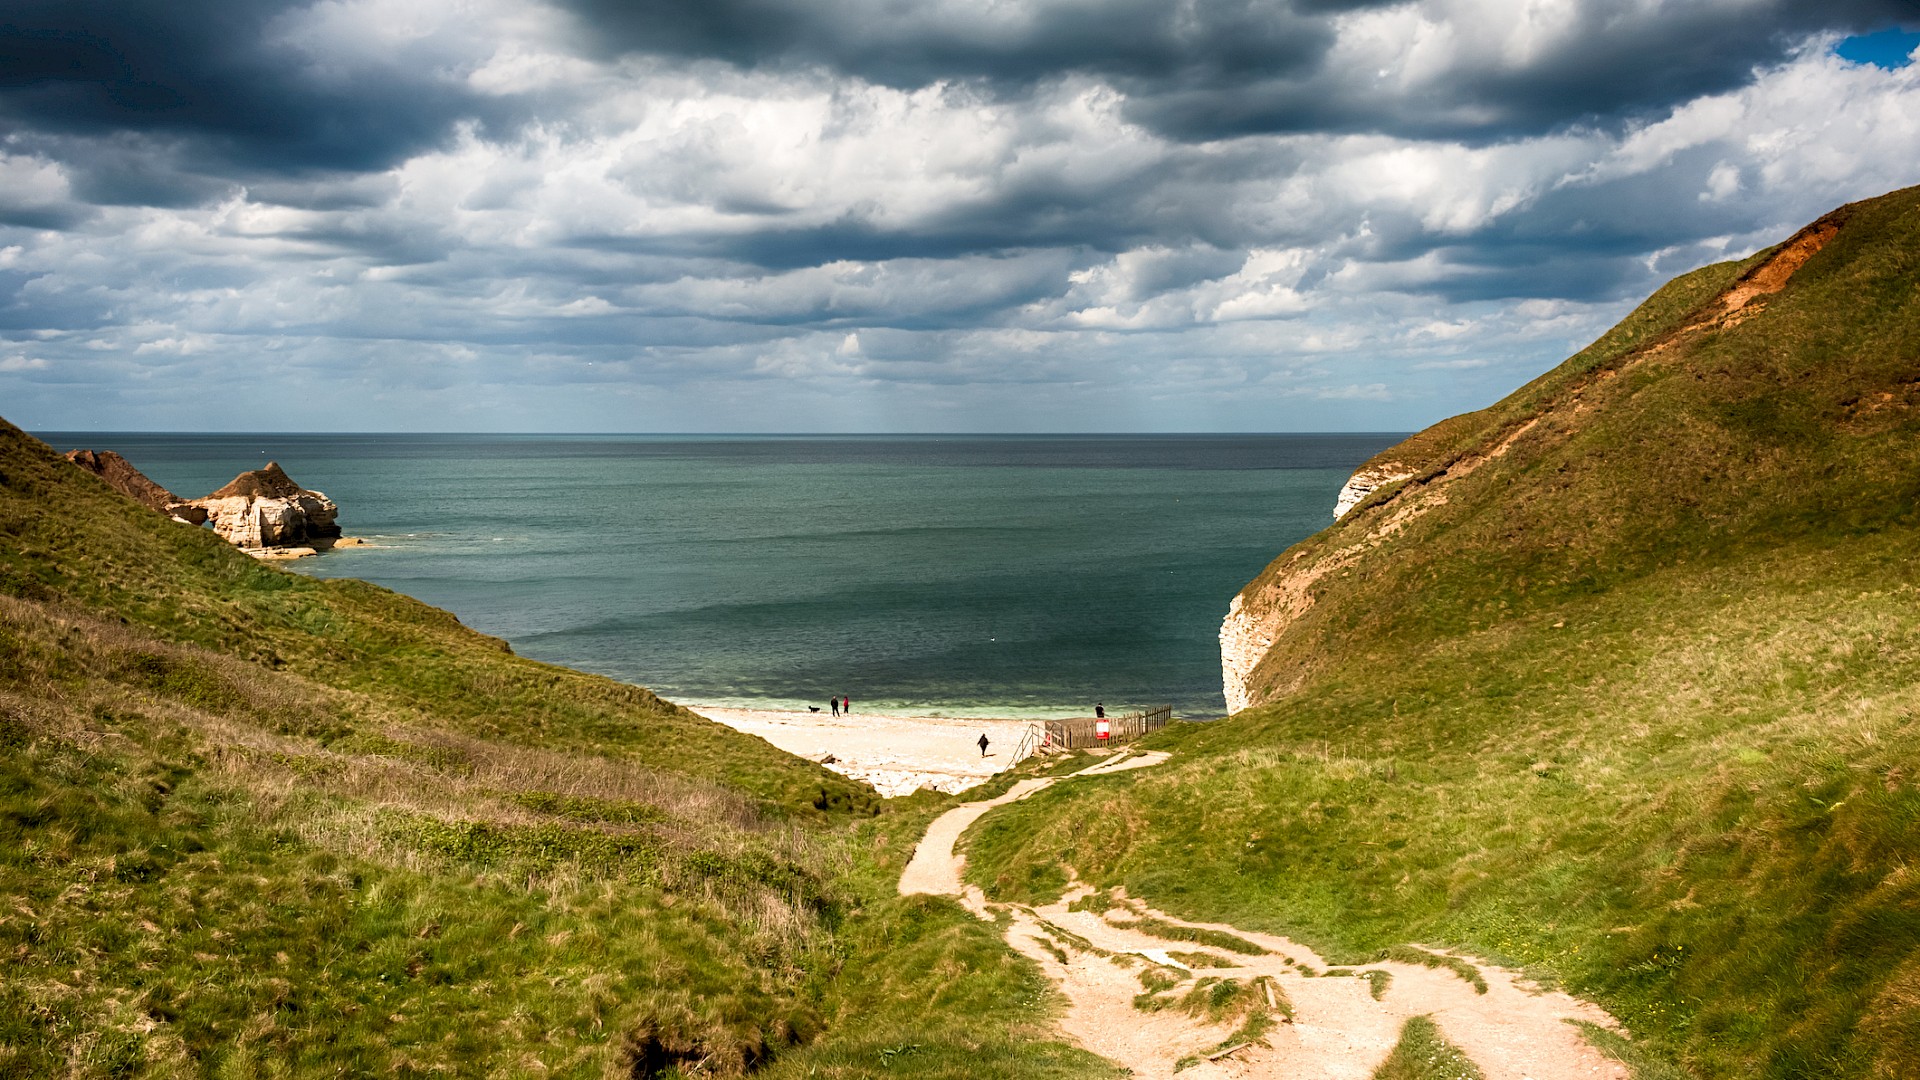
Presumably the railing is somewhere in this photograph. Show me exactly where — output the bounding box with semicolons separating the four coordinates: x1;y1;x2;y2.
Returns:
1043;705;1173;750
1008;723;1043;765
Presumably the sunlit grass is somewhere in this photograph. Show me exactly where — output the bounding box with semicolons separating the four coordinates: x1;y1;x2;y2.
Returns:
0;420;1116;1078
969;186;1920;1080
1372;1016;1484;1080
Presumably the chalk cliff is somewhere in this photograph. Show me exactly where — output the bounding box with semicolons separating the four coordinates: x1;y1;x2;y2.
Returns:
1332;464;1414;520
1221;193;1882;714
190;463;342;551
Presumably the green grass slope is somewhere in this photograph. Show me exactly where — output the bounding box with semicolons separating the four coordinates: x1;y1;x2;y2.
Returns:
0;422;1115;1078
967;184;1920;1079
1;419;876;816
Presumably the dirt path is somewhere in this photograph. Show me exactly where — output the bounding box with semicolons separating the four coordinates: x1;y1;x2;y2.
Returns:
901;752;1632;1080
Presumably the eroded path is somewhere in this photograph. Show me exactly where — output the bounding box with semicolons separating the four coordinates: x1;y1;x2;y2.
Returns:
901;751;1631;1080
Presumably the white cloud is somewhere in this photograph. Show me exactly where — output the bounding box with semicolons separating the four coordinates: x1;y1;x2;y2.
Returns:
5;16;1919;433
0;154;74;218
1313;383;1394;401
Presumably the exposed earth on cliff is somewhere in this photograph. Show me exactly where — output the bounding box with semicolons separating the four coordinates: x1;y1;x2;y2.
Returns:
63;448;208;524
61;449;350;557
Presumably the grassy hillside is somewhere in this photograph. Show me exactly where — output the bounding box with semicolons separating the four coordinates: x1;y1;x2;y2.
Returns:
1;419;880;815
967;185;1920;1079
0;420;1114;1078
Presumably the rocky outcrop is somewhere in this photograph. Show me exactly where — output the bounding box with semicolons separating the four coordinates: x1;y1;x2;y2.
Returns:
65;449;209;525
189;463;341;551
1332;463;1414;519
65;449;346;555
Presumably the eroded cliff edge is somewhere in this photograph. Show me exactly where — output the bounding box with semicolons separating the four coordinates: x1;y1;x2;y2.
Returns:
64;450;346;557
1220;191;1894;714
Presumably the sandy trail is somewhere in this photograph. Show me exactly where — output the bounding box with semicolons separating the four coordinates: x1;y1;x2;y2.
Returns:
692;706;1039;797
902;751;1632;1080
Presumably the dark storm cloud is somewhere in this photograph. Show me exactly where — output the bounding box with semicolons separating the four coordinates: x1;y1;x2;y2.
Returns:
0;0;506;177
559;0;1333;87
1413;3;1920;138
1410;248;1644;305
4;0;1918;434
0;201;85;230
1123;1;1920;142
559;0;1916;141
713;203;1154;270
12;131;229;208
569;133;1300;273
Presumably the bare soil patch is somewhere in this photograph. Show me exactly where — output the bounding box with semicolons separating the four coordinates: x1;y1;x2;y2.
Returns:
903;753;1633;1079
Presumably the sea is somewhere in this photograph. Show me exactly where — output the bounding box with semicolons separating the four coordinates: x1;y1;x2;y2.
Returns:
39;433;1403;718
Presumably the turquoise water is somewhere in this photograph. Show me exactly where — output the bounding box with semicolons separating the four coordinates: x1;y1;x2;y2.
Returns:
41;434;1401;716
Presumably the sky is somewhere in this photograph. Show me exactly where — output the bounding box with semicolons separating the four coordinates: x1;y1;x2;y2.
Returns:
2;1;1917;433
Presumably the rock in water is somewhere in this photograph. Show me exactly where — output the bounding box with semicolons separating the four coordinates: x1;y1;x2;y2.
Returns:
190;462;341;550
64;449;209;525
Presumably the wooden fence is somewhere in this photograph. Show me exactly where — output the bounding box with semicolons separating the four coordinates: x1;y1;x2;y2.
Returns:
1044;705;1172;750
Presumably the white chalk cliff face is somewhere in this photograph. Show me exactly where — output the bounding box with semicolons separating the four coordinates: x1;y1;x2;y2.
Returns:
1220;465;1398;714
1333;464;1414;520
1220;446;1529;713
1219;593;1269;716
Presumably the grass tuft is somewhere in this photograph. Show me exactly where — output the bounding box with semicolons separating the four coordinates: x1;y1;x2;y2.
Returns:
1379;946;1488;995
1110;913;1269;956
1372;1015;1486;1080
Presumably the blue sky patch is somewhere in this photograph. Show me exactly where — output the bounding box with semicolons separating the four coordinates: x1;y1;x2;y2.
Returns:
1836;28;1920;70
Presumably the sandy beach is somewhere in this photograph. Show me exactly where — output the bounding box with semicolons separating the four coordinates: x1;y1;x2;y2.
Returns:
690;706;1049;797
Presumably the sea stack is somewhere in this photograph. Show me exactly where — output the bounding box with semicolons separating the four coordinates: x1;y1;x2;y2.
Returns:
190;462;342;552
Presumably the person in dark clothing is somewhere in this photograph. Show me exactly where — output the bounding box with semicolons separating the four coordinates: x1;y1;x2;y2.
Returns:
977;733;990;757
830;697;839;717
1095;703;1105;718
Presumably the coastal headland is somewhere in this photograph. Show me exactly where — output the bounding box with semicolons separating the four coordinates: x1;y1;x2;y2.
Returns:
6;181;1920;1076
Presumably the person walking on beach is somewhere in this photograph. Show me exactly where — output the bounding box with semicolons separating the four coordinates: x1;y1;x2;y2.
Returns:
830;696;839;717
1095;703;1105;719
978;732;990;758
843;695;851;716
